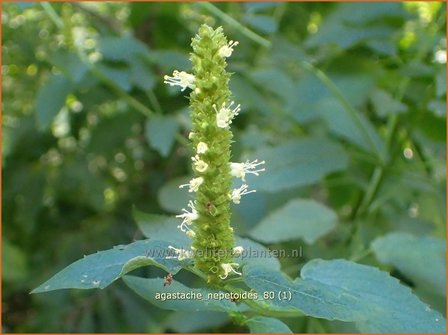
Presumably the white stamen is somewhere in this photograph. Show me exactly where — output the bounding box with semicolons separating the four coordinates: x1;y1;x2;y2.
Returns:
164;70;195;91
167;246;193;261
230;159;265;181
219;40;239;58
219;263;242;279
213;101;241;128
230;184;256;204
179;177;204;193
176;200;198;233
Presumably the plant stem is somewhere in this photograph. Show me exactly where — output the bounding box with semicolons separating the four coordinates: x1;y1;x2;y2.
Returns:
40;2;63;28
299;61;384;163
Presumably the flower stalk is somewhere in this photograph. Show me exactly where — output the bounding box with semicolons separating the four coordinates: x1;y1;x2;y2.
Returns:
165;24;264;283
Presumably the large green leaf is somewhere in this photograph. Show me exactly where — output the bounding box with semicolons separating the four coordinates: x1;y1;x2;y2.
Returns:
249;199;337;244
243;259;445;333
31;240;183;293
372;233;446;296
247;316;292;334
248;138;348;192
123;275;239;312
35;74;73;129
145;115;179;157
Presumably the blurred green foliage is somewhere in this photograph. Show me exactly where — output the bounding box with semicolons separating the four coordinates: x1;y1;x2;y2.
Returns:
2;2;446;333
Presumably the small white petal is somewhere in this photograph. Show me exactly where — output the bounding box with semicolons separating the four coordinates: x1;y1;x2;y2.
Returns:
192;155;208;172
218;40;239;58
230;159;265;181
233;246;244;256
197;142;208;154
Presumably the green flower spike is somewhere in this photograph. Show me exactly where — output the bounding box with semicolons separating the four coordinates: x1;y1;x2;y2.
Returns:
164;24;265;283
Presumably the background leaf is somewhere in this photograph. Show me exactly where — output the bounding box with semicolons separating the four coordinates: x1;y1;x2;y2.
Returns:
145;115;180;157
35;74;73;129
372;233;446;296
249;199;337;244
243;259;446;333
248;138;349;192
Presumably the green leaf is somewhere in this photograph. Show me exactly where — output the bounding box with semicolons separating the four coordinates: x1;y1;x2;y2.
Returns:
372;233;446;296
130;56;155;91
50;51;89;83
164;311;229;333
123;275;239;312
243;259;446;333
158;176;191;213
249;199;337;244
370;89;407;118
247;316;292;334
316;99;385;156
305;3;408;50
235;237;281;270
133;207;191;247
248;138;348;192
31;240;183;293
145;115;179;157
149;50;190;70
96;64;132;91
35;74;73;129
98;35;149;62
249;67;295;101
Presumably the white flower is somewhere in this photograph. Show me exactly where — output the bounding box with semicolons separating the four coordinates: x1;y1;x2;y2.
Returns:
233;246;244;256
219;40;239;58
164;70;195;91
219;263;242;279
192;155;208;173
176;200;198;233
188;132;195;140
213;101;241;128
167;246;193;261
197;142;208;154
179;177;204;193
230;159;265;181
230;184;256;204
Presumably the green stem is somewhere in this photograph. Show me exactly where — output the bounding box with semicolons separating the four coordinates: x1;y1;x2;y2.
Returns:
40;2;63;28
185;266;302;318
197;2;271;48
